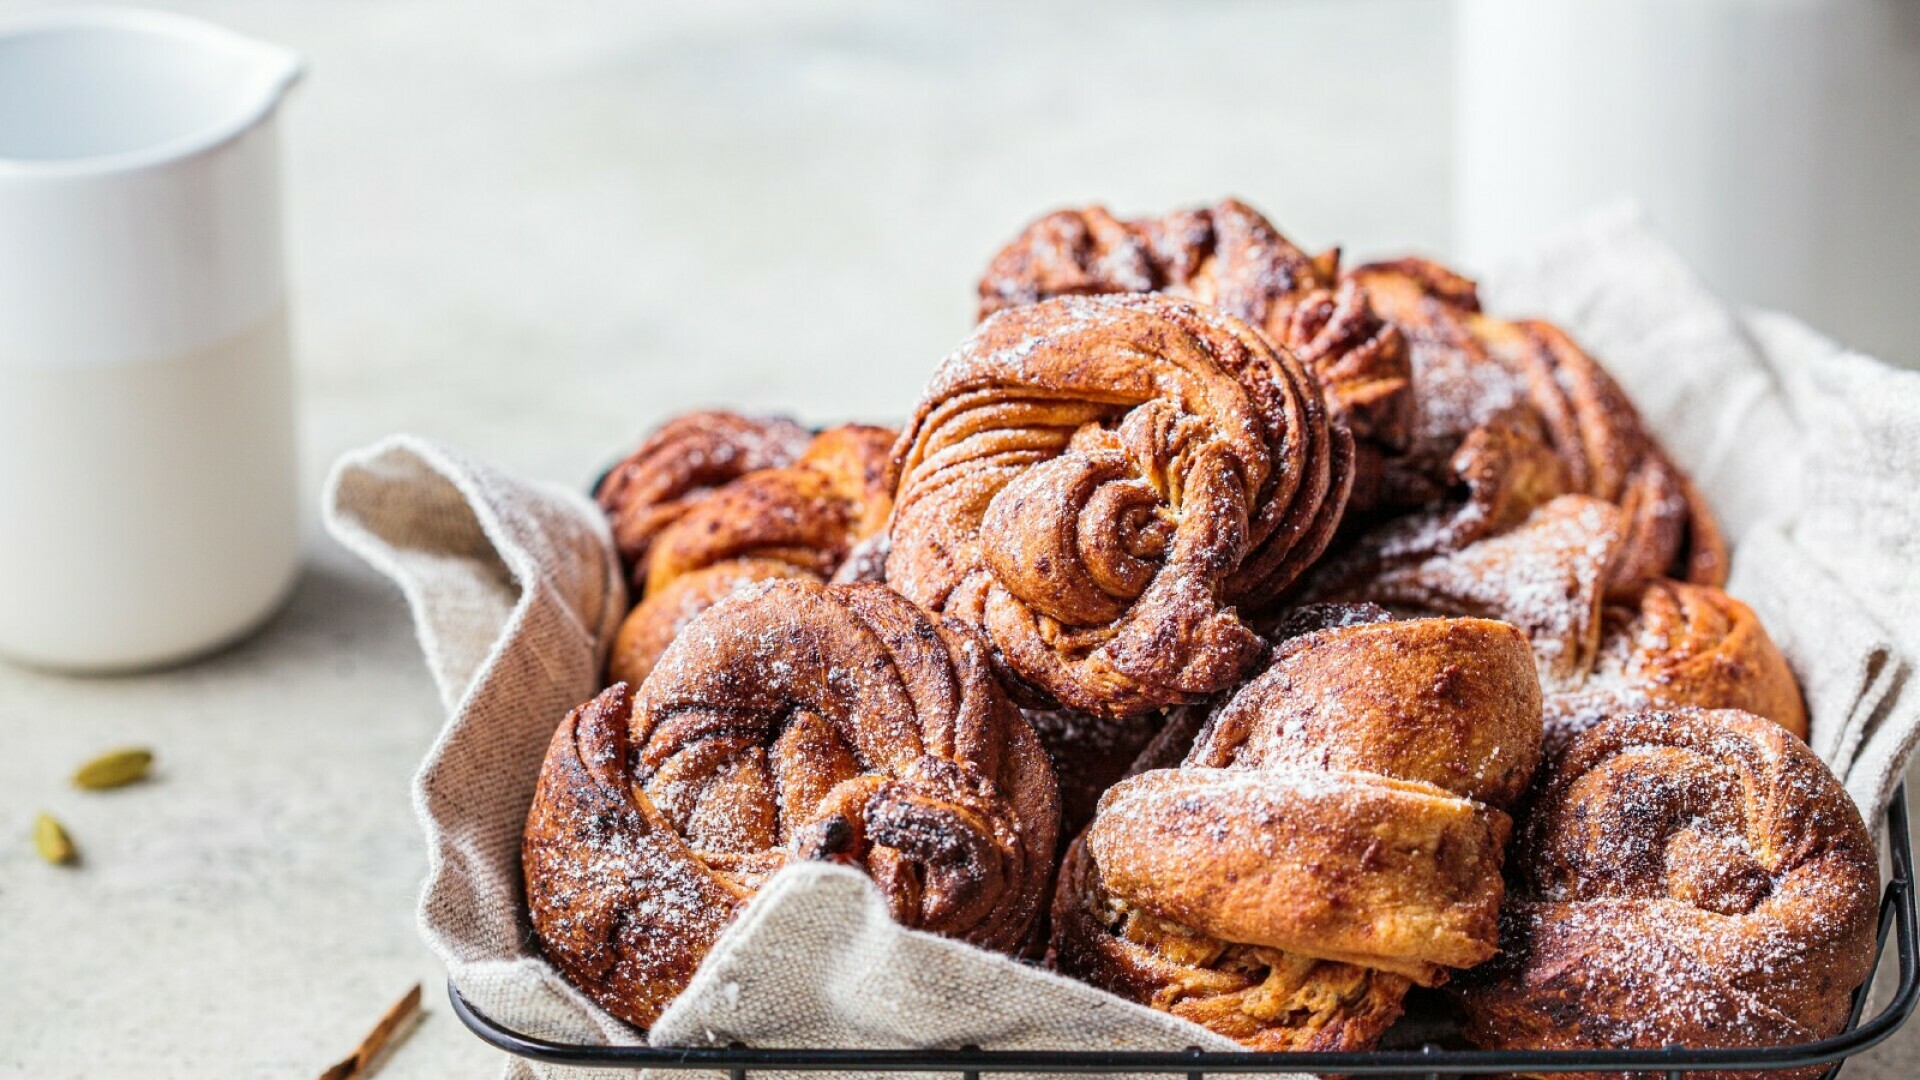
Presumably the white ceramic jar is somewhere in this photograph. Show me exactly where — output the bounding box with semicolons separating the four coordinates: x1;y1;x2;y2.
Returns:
0;8;304;671
1454;0;1920;367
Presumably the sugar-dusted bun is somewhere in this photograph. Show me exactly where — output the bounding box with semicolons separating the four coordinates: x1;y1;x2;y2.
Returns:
1347;257;1725;589
1051;611;1542;1051
1309;494;1806;747
888;293;1352;717
1545;580;1807;752
1453;708;1877;1080
526;580;1059;1029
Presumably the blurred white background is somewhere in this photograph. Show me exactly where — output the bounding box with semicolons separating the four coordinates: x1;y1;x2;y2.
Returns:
260;0;1457;489
1458;0;1920;368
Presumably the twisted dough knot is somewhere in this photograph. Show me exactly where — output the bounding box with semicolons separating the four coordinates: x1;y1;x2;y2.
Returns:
1307;494;1804;748
1310;494;1630;686
524;580;1059;1029
607;422;897;687
975;200;1412;504
1545;579;1807;753
1455;709;1878;1079
888;293;1354;717
1051;612;1541;1050
1347;258;1726;589
595;410;812;589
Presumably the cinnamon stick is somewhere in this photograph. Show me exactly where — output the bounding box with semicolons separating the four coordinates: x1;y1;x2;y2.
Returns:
317;983;422;1080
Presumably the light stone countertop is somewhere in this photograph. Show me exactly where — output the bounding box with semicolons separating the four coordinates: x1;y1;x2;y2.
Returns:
2;1;1913;1076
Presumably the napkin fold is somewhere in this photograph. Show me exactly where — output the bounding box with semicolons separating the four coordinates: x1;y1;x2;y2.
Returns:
324;210;1920;1079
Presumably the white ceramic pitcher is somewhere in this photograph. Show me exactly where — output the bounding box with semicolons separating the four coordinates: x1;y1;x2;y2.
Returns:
1454;0;1920;368
0;8;303;671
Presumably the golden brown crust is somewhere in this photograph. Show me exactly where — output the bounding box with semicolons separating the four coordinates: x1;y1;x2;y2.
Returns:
607;423;896;687
886;293;1353;718
595;411;812;589
1307;495;1806;749
975;200;1412;506
1544;580;1808;753
1198;616;1544;809
1452;709;1879;1080
1049;835;1414;1052
1050;614;1542;1049
1088;766;1511;982
1347;258;1726;590
525;580;1060;1029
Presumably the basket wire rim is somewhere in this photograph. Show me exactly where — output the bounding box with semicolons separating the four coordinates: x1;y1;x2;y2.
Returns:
450;790;1918;1075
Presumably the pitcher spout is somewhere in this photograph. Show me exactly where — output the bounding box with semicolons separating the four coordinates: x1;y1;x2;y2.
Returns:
234;38;305;119
0;7;304;174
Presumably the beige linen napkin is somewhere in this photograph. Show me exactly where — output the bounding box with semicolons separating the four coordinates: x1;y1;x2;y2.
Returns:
1481;205;1920;822
324;212;1920;1078
323;436;1244;1080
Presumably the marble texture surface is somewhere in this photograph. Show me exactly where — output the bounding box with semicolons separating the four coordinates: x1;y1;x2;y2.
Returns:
0;0;1911;1076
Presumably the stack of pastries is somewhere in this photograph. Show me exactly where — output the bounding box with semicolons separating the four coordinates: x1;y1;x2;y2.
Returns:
523;198;1877;1069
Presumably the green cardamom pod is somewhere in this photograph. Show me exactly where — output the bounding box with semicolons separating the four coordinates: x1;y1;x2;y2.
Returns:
34;812;76;865
72;747;154;790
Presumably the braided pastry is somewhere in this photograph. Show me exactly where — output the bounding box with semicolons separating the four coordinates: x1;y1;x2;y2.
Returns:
1309;494;1805;748
1051;611;1541;1050
525;579;1060;1029
1347;258;1725;590
976;199;1411;505
608;423;896;687
1454;709;1878;1080
886;293;1353;717
595;410;812;589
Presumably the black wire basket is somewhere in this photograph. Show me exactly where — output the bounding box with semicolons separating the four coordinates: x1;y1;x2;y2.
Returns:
449;787;1918;1078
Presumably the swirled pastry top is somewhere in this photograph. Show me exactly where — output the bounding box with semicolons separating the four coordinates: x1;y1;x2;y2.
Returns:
886;293;1353;717
975;197;1721;585
1348;258;1725;588
975;199;1412;501
525;580;1059;1030
1454;709;1877;1076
